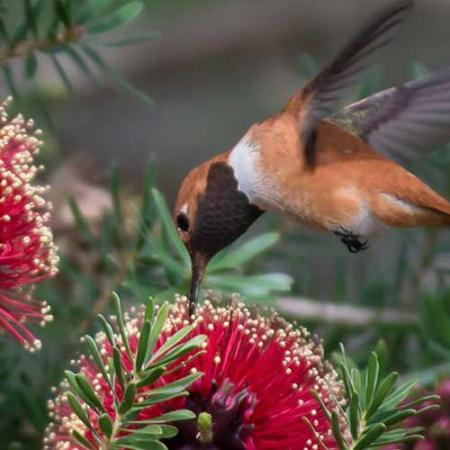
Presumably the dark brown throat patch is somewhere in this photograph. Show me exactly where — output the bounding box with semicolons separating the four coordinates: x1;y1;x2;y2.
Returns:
192;162;263;259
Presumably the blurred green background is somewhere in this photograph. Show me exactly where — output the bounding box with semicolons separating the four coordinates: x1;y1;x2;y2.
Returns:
0;0;449;448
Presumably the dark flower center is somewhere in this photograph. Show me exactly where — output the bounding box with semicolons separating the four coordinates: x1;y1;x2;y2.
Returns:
165;380;256;450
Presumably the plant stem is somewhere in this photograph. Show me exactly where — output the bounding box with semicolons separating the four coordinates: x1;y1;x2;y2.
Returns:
277;297;418;328
0;27;83;65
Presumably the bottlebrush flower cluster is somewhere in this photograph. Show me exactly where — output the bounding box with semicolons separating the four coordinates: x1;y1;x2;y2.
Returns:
44;295;346;450
384;379;450;450
0;98;58;351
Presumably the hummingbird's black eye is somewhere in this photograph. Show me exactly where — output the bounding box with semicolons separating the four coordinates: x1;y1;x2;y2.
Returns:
176;213;190;232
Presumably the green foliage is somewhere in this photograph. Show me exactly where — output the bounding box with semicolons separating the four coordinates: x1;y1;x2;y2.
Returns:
421;290;450;358
65;294;202;450
0;0;156;103
318;345;440;450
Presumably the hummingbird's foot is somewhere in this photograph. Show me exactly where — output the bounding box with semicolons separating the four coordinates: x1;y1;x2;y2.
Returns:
332;229;370;253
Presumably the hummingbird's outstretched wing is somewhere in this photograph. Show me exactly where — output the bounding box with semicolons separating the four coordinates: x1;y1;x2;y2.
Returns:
333;67;450;163
298;0;413;166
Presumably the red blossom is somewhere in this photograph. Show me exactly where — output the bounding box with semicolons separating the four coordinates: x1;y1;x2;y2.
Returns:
0;98;58;351
45;296;346;450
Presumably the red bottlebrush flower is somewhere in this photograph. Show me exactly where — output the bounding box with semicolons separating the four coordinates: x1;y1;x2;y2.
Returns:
383;378;450;450
44;296;345;450
0;98;58;351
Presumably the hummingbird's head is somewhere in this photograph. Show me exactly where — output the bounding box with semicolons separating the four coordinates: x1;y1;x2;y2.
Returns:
174;155;263;312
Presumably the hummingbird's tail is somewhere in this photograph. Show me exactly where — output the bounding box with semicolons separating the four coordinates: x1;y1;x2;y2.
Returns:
371;190;450;228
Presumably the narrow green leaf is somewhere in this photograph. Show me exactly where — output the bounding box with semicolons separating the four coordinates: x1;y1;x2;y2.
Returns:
349;392;360;440
24;0;39;38
365;352;380;407
366;372;398;419
50;53;75;93
353;423;386;450
87;1;144;34
112;292;133;360
75;374;106;413
130;390;189;410
66;44;102;87
144;298;155;323
135;320;151;372
68;197;96;245
113;346;125;389
81;43;153;105
381;379;417;411
159;424;178;438
311;390;332;422
75;0;111;24
67;392;91;430
151;188;190;267
150;325;193;362
331;411;348;450
150;335;206;368
128;409;196;424
55;0;72;29
144;303;169;366
24;53;38;79
208;232;280;272
98;314;115;347
85;335;112;388
382;409;417;428
2;65;19;97
72;429;95;450
135;164;156;249
149;372;202;396
118;382;137;414
98;413;113;438
100;31;160;47
136;366;165;389
10;0;43;47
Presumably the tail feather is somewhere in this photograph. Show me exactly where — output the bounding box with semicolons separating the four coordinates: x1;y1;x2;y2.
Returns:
371;191;450;228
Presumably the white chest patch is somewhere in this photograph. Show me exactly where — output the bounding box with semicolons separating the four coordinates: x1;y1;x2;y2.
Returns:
228;134;263;204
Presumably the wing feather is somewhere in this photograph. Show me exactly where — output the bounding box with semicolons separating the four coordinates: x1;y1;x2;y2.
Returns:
336;66;450;161
299;0;414;165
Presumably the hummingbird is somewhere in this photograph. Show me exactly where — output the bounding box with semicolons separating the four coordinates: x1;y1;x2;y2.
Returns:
173;0;450;312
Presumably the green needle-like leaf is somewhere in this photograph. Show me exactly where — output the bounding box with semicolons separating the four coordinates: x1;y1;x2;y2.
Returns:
144;303;169;366
331;411;348;450
112;292;133;360
87;1;144;34
119;382;137;415
136;367;165;389
66;392;93;431
366;372;398;420
75;373;106;413
208;232;280;273
85;335;112;388
24;53;38;79
72;429;96;450
81;43;153;105
365;352;380;408
135;320;151;373
151;188;190;267
98;413;114;438
349;392;361;439
353;423;386;450
113;346;126;390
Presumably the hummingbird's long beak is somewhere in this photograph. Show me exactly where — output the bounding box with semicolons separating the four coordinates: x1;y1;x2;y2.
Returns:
188;252;206;316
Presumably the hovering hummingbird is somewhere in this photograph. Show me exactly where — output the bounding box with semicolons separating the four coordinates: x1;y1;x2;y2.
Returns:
173;0;450;312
